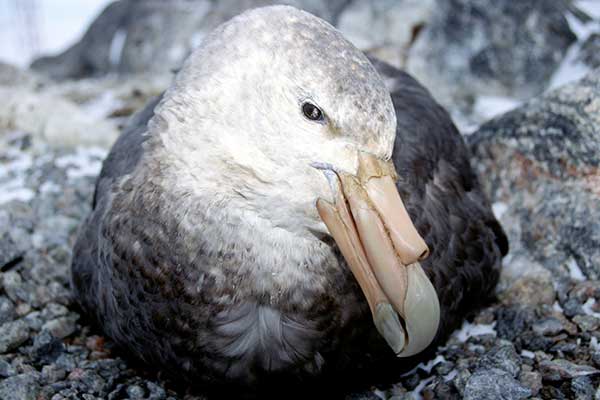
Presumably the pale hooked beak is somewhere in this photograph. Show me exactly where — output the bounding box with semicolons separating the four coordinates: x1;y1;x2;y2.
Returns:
316;152;440;357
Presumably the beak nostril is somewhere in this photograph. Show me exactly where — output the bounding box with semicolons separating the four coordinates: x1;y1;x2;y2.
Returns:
419;249;429;260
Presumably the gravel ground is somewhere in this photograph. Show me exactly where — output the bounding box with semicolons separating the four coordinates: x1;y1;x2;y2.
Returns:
0;94;599;400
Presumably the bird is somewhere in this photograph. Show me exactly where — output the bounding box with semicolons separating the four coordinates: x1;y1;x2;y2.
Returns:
71;5;508;398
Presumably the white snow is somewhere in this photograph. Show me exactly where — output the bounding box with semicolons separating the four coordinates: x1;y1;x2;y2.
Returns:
453;321;497;342
590;336;600;352
407;375;435;400
473;96;521;121
577;0;600;20
108;28;127;67
566;258;586;282
492;202;508;219
521;349;535;359
402;355;447;377
39;180;60;194
582;298;600;319
553;301;564;313
81;91;122;120
54;147;107;180
0;175;34;205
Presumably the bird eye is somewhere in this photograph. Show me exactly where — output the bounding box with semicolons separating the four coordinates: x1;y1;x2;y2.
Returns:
302;102;324;122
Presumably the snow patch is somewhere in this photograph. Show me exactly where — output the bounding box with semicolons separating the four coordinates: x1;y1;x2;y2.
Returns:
54;147;107;180
109;29;128;67
492;202;508;219
0;176;35;205
453;321;497;343
553;301;564;313
473;96;521;121
590;336;600;352
408;375;435;400
39;180;61;194
521;350;535;359
577;0;600;20
582;298;600;319
566;258;586;281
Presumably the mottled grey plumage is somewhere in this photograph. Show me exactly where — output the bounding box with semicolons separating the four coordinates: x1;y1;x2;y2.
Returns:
72;6;506;398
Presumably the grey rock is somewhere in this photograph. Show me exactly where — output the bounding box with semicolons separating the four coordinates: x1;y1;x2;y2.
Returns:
573;315;600;332
0;357;17;377
539;359;600;381
572;376;595;400
407;0;575;112
0;295;15;324
519;370;542;396
578;33;600;69
0;319;29;353
127;384;146;399
495;306;534;341
469;69;600;280
532;317;564;337
477;342;521;377
337;0;435;67
463;368;531;400
452;368;472;396
592;351;600;368
41;315;78;339
32;0;349;80
0;232;24;271
0;372;41;400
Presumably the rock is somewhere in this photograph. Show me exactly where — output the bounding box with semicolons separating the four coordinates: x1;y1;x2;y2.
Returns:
337;0;435;67
0;296;15;324
32;330;65;365
0;372;41;400
578;33;600;69
0;357;17;378
126;384;145;399
0;87;119;148
407;0;575;114
519;370;542;396
477;342;521;377
571;376;595;400
573;315;600;332
499;261;556;306
31;0;349;80
539;359;600;381
495;306;534;341
41;315;78;339
463;368;531;400
0;232;24;271
0;319;29;353
469;69;600;281
532;318;565;337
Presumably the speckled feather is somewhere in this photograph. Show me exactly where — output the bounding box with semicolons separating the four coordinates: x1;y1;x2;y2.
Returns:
72;6;507;398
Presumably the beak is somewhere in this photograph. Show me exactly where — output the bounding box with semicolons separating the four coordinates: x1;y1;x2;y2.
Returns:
316;152;440;357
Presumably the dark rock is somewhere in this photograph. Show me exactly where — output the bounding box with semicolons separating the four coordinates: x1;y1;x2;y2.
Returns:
0;372;41;400
32;330;65;365
463;368;531;400
539;359;600;381
592;351;600;368
470;69;600;281
495;306;534;341
432;381;460;400
550;341;578;356
407;0;575;111
563;298;583;318
452;369;471;396
0;319;29;353
540;385;567;399
477;342;521;377
578;33;600;69
40;364;66;384
532;318;564;337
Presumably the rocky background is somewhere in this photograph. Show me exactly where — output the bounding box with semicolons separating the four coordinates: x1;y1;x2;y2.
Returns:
1;1;599;399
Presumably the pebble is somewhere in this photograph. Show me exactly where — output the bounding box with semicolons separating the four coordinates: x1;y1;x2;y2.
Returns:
0;372;41;400
463;368;531;400
477;342;521;377
538;359;600;381
532;317;564;336
573;315;600;332
571;376;595;400
518;370;542;396
0;295;15;324
41;315;78;339
0;319;30;353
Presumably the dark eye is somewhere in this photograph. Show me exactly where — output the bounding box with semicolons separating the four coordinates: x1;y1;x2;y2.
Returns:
302;102;324;122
